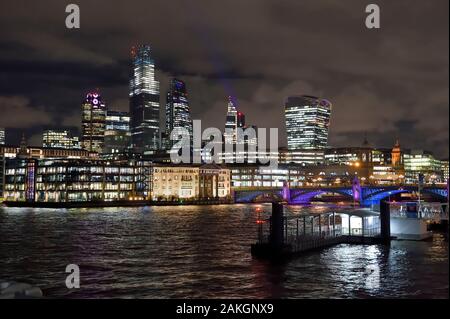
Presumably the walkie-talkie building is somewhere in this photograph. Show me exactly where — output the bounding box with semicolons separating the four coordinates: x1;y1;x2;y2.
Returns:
285;95;332;150
129;44;160;153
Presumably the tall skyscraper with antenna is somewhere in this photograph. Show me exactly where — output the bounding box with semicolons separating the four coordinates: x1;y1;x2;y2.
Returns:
129;44;160;153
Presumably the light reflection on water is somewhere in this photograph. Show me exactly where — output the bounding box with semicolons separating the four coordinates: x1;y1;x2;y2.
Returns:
0;204;448;298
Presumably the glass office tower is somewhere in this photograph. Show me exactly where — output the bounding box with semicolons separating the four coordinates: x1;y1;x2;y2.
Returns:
81;91;107;154
129;44;160;154
104;111;131;154
165;78;193;149
285;95;332;150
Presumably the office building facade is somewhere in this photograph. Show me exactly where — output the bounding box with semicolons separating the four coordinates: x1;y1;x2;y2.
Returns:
81;91;106;154
0;128;5;145
43;130;80;149
3;158;152;202
279;148;325;165
285;95;332;150
104;111;131;154
129;44;160;153
441;160;449;182
1;144;95;160
3;159;230;203
230;163;365;188
404;150;445;184
151;164;231;200
165;79;193;149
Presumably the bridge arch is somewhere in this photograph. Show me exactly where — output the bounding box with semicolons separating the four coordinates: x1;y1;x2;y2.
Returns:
362;187;448;206
362;189;409;206
422;188;448;201
252;193;283;203
234;186;448;205
289;188;354;204
234;189;283;203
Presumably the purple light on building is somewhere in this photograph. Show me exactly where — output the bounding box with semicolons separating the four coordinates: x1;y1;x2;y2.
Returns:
352;176;361;203
282;181;290;202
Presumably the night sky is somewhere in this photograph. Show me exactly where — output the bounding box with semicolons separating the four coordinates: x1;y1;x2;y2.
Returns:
0;0;448;158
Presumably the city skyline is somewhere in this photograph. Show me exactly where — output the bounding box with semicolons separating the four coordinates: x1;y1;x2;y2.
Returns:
0;0;448;159
0;1;448;303
0;60;446;160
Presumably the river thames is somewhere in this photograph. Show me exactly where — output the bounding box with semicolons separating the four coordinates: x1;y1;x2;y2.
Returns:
0;204;448;298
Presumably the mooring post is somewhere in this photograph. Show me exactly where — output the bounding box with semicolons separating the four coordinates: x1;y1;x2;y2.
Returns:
348;214;351;235
327;214;330;236
362;217;365;237
270;202;285;247
285;217;288;243
380;200;391;243
333;212;336;237
318;214;322;237
303;216;306;236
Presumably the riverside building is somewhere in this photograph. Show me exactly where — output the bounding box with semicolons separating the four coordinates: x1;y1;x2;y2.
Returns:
3;159;230;203
0;144;96;160
151;164;231;200
230;163;366;188
3;158;151;202
404;149;445;184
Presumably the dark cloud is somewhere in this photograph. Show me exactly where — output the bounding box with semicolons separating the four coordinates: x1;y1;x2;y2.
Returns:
0;0;448;158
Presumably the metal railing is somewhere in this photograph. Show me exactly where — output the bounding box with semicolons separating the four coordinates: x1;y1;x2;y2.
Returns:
340;227;380;237
389;202;448;221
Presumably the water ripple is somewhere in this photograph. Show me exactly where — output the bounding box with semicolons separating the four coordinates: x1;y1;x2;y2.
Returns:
0;204;448;298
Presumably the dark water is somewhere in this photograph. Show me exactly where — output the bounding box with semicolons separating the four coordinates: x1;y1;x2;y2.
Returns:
0;204;448;298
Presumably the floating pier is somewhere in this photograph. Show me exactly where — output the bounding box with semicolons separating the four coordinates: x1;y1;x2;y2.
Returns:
251;202;391;259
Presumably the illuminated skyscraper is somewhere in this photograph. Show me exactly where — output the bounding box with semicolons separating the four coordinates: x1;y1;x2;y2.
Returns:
165;78;192;149
104;111;131;154
0;128;5;145
224;96;238;145
285;95;332;150
43;129;80;149
221;97;259;163
129;44;160;153
81;91;106;153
